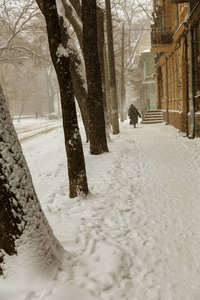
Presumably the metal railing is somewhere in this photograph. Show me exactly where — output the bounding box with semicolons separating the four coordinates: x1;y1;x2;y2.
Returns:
151;29;173;45
140;99;150;119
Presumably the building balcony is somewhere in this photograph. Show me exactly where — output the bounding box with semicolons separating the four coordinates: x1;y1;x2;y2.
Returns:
151;28;173;52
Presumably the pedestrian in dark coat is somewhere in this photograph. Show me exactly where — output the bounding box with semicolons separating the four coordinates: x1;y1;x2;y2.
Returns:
128;104;141;128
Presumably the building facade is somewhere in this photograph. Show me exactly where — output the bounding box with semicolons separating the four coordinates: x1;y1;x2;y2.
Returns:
151;0;200;137
141;50;156;110
129;50;156;114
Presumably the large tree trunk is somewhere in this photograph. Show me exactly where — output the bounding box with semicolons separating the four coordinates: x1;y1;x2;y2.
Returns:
120;23;126;122
36;0;89;198
61;0;82;49
105;0;120;134
58;1;110;143
97;7;110;135
104;43;112;124
82;0;108;154
69;0;82;18
60;1;108;143
0;85;64;277
70;64;90;142
58;16;90;142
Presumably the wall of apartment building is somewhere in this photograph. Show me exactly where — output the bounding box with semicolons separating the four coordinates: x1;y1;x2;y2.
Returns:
151;0;200;137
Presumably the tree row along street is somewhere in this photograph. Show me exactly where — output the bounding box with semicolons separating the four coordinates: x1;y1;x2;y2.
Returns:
1;0;152;283
1;0;200;298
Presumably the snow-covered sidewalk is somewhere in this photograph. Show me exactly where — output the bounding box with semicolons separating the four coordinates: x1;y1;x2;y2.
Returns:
1;120;200;300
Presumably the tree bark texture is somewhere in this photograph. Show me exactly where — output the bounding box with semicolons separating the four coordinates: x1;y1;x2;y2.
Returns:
0;85;64;276
70;64;90;142
36;0;89;197
69;0;82;18
61;0;83;50
105;0;119;134
82;0;108;154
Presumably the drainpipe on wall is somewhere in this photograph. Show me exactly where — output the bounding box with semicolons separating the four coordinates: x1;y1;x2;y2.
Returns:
165;56;169;124
188;4;195;138
184;35;189;136
176;4;179;27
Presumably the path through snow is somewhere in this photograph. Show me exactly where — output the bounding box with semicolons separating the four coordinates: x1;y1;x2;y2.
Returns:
2;120;200;300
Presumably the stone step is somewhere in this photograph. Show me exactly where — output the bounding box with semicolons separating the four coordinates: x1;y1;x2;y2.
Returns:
148;109;162;112
147;109;162;112
141;109;164;124
142;118;164;122
146;112;163;115
144;115;163;119
141;120;164;124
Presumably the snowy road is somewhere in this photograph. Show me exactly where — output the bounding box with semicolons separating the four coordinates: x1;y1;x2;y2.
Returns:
14;119;62;142
7;120;200;299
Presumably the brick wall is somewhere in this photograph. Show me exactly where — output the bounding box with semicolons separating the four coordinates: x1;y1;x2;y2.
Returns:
163;111;186;132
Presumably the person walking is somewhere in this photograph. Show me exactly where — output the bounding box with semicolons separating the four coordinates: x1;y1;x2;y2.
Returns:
128;104;141;128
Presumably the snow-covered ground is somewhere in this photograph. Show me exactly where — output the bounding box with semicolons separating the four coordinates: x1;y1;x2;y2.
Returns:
1;118;200;300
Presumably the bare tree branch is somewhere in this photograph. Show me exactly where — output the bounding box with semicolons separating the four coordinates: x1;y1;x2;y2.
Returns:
136;0;153;21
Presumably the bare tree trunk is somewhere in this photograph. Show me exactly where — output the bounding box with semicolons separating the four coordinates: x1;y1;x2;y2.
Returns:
69;63;90;142
61;0;82;49
0;84;64;276
97;7;111;136
60;1;109;142
120;23;126;122
104;43;112;125
59;16;90;142
69;0;82;18
105;0;119;134
36;0;89;198
82;0;108;154
44;68;55;116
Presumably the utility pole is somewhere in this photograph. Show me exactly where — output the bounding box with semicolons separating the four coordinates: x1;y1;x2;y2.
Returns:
120;23;126;122
105;0;119;134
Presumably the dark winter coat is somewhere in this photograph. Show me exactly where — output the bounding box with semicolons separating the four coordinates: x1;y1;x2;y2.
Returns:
128;105;141;124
